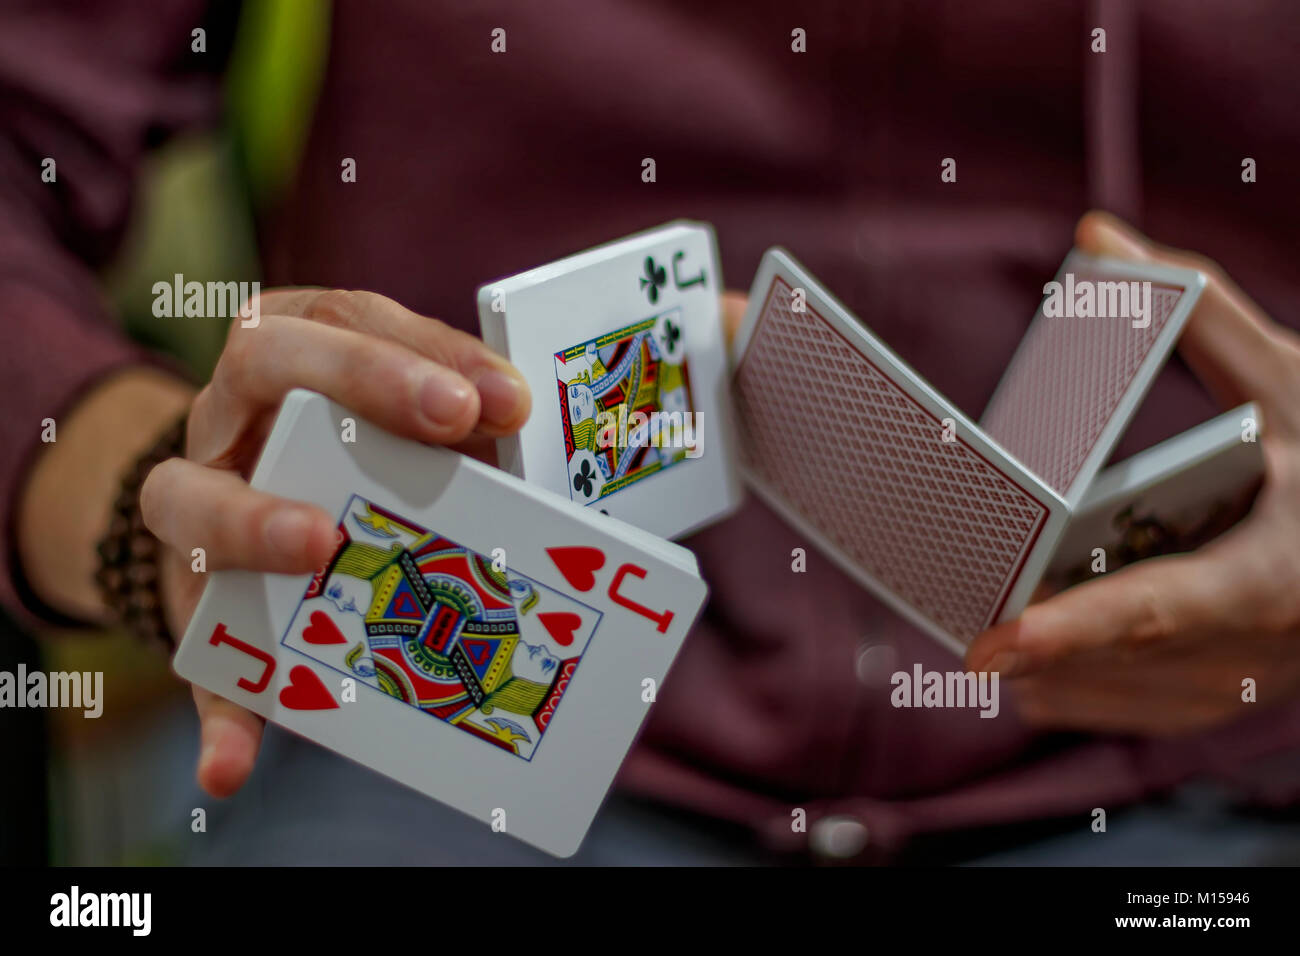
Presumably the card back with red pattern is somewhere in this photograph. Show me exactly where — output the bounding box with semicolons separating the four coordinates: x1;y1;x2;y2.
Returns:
980;252;1205;506
731;250;1070;653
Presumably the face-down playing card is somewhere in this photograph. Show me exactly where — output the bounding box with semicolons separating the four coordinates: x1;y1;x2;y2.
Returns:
731;248;1218;656
980;251;1206;506
478;220;742;540
173;389;708;857
730;250;1071;655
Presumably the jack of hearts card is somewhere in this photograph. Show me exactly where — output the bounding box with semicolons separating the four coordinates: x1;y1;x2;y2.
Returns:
173;389;709;857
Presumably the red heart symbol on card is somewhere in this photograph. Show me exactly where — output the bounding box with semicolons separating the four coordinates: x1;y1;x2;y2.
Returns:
545;546;605;592
302;610;347;645
538;612;582;647
279;665;339;710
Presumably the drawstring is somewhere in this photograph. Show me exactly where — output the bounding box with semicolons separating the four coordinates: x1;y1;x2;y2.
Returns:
1085;0;1142;224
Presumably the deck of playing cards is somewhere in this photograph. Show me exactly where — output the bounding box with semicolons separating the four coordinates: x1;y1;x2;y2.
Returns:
731;247;1264;655
174;389;709;857
477;221;742;540
172;221;1266;858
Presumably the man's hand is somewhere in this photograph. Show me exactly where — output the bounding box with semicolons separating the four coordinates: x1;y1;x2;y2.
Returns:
721;290;748;348
966;212;1300;735
140;289;531;796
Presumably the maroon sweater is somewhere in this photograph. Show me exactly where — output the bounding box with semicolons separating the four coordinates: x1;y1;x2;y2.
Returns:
3;0;1299;860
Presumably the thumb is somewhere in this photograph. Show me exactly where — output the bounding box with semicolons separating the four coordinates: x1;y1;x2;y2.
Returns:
722;290;748;351
193;686;265;798
1074;211;1287;412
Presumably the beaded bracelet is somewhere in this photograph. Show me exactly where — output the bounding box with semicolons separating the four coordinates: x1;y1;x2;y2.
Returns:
94;416;188;652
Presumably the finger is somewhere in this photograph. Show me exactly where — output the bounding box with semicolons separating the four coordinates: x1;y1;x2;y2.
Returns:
142;458;338;573
256;289;531;434
210;313;483;446
1012;667;1239;735
193;685;265;798
722;290;748;350
1010;632;1269;735
1028;579;1057;604
1013;672;1170;734
965;541;1253;677
1074;212;1295;415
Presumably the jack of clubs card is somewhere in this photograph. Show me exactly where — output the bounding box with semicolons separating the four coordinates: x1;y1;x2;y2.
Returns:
554;309;697;505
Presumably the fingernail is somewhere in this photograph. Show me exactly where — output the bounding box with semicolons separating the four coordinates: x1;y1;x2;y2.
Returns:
473;367;528;427
985;651;1025;678
265;508;313;557
198;741;217;774
419;368;474;428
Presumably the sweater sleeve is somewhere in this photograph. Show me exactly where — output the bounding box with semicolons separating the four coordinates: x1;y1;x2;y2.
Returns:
0;0;234;625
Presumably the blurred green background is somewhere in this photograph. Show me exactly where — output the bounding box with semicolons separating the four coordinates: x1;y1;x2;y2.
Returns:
103;0;329;380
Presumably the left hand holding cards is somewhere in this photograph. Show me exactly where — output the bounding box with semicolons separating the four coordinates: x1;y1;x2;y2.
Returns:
140;289;532;797
965;212;1300;734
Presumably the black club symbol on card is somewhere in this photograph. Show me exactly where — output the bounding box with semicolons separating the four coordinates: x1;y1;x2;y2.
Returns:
663;319;681;354
639;256;667;304
573;459;598;498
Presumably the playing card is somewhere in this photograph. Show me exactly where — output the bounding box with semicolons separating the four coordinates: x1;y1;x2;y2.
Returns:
278;494;602;763
730;249;1071;655
731;245;1238;656
1044;402;1264;587
478;221;742;540
980;252;1206;506
173;389;708;857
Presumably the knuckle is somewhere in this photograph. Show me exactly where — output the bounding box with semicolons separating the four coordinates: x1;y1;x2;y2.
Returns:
223;492;274;560
421;313;455;343
1180;250;1228;286
215;325;258;392
249;284;304;309
1227;540;1300;634
440;325;503;378
1127;582;1179;645
306;289;363;328
421;312;455;339
439;321;485;358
